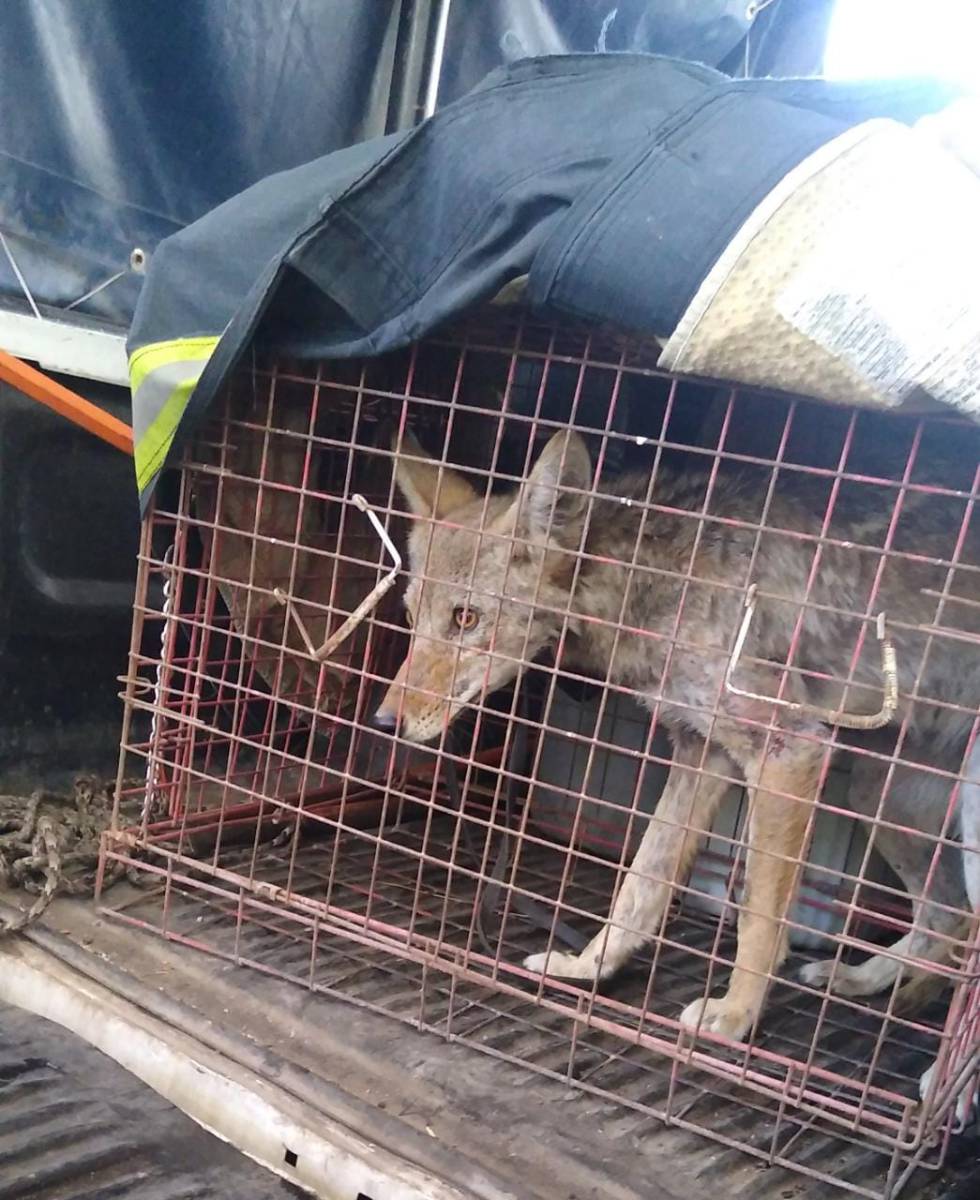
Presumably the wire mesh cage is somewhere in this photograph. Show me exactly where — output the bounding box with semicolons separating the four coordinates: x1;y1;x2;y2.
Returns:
102;311;980;1199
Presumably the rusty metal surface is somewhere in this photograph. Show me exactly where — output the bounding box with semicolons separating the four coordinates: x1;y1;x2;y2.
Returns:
97;833;978;1200
103;312;980;1199
0;1000;295;1199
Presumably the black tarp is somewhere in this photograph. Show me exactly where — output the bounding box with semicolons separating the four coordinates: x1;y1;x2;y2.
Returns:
0;0;402;325
0;1;794;328
128;52;963;507
435;0;751;105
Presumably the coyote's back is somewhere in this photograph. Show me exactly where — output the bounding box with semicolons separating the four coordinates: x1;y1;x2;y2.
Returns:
379;427;978;749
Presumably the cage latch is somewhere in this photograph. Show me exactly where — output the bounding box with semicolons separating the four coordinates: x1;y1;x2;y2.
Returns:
724;584;899;731
275;493;402;661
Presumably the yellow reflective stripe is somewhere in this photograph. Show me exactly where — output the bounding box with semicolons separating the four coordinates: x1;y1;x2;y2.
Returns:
128;336;220;395
130;337;221;492
134;371;206;491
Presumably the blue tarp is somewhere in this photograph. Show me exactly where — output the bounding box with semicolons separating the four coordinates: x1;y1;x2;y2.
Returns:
128;51;961;506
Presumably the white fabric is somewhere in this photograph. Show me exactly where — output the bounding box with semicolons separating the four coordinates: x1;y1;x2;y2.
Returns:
660;112;980;422
915;96;980;178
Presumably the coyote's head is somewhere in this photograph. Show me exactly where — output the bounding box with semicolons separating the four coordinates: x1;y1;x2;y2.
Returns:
374;429;592;744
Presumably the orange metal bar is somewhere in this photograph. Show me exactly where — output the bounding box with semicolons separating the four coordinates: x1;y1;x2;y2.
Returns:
0;346;134;456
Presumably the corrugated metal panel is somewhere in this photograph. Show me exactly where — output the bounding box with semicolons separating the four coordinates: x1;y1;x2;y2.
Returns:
0;1003;294;1200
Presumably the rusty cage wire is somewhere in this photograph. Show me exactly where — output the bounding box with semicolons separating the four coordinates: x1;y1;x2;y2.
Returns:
101;311;980;1199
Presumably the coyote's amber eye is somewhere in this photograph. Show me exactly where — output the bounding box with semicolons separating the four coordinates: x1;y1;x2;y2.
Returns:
453;605;479;632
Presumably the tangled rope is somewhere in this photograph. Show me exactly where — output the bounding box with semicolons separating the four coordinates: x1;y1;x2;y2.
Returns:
0;776;147;935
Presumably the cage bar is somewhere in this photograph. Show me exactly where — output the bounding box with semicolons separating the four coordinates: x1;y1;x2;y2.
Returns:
102;311;980;1200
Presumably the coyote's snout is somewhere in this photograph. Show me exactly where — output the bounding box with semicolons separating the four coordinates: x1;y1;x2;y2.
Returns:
379;425;978;1044
374;430;591;744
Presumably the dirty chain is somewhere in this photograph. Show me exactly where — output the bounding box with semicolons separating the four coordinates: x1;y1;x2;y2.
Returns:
0;777;148;935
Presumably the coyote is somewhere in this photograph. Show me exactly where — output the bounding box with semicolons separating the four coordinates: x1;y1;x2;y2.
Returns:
376;427;979;1042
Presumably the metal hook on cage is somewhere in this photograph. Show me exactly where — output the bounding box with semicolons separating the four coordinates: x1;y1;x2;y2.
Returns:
274;493;402;662
724;583;899;731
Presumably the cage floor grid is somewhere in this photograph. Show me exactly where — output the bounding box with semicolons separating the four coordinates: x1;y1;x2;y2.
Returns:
101;813;962;1199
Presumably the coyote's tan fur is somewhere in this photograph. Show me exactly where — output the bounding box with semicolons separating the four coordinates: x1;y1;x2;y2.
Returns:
377;428;979;1041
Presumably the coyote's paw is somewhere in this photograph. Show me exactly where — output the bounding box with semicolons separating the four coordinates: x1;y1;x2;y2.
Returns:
679;996;753;1043
799;957;888;998
920;1060;979;1133
524;949;598;982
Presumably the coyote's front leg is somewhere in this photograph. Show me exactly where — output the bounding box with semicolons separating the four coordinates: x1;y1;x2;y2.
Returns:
679;742;823;1041
524;731;732;982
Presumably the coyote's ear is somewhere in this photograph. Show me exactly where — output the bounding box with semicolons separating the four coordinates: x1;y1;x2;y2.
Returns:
499;431;591;545
391;429;478;520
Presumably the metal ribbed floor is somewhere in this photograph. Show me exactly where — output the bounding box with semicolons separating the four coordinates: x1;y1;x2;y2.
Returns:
98;820;980;1200
0;1002;296;1200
